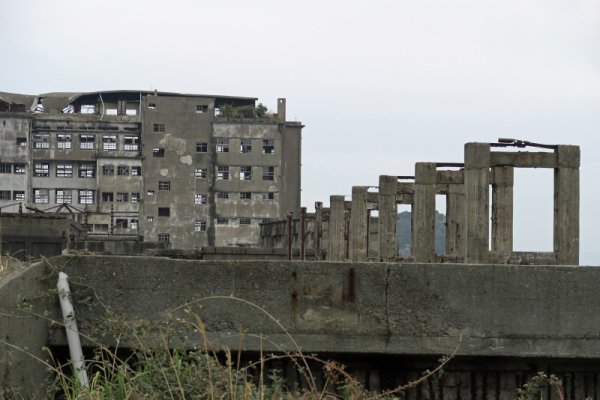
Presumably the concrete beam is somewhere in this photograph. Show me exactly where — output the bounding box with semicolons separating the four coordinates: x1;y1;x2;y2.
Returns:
490;151;557;168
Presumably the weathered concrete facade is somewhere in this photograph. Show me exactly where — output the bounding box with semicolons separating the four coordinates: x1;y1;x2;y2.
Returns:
0;91;302;250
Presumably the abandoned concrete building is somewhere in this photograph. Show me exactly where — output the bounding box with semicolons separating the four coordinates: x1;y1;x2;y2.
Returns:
0;90;302;249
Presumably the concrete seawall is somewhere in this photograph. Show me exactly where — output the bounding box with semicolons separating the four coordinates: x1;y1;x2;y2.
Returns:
3;255;600;396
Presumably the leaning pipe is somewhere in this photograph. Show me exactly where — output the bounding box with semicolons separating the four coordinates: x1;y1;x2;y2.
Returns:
57;272;89;389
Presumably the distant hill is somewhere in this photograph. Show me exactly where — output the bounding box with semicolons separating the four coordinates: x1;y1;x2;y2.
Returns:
397;211;446;256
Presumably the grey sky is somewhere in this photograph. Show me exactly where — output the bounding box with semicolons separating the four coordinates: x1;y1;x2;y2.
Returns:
1;0;599;263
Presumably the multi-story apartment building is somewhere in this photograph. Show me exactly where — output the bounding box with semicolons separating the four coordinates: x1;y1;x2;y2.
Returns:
0;90;302;249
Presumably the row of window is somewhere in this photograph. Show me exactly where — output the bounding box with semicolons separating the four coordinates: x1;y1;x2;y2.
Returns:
0;163;26;174
32;133;140;151
90;219;139;232
0;190;24;201
101;192;140;203
152;139;275;157
148;103;208;114
30;162;140;178
155;217;273;242
33;189;94;204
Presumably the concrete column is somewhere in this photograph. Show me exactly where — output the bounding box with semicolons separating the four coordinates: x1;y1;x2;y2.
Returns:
446;184;465;258
328;195;346;261
314;201;323;260
412;163;437;262
378;176;398;261
464;143;491;263
554;145;580;265
491;166;514;253
350;186;369;261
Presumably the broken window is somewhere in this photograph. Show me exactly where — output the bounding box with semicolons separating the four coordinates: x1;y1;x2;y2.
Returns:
153;147;165;157
124;136;139;151
0;191;10;200
131;166;142;176
56;163;73;178
34;188;49;204
195;168;207;179
239;218;251;225
216;218;229;225
55;189;72;204
34;162;49;177
262;166;274;181
115;218;128;228
217;166;229;180
79;190;94;204
14;164;26;174
158;207;170;217
148;103;156;110
131;192;140;202
196;105;208;113
117;165;129;176
147;190;155;196
159;181;171;191
261;192;275;200
153;123;165;133
194;194;207;205
106;108;118;116
217;192;229;199
102;165;114;176
79;163;95;178
147;216;154;223
0;163;11;173
158;233;170;243
216;138;229;152
262;139;275;154
13;191;25;201
126;109;137;116
102;192;114;202
196;142;208;153
130;219;139;229
33;133;50;149
80;105;96;114
240;139;252;153
240;166;252;180
16;137;26;146
102;135;117;151
240;192;252;200
116;192;128;202
194;219;207;232
79;134;95;150
57;134;72;149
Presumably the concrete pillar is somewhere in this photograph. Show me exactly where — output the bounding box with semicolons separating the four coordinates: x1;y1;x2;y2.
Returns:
328;195;346;261
378;175;398;261
446;184;465;258
350;186;368;261
554;145;580;265
464;143;491;263
412;163;437;262
491;166;514;253
314;201;323;260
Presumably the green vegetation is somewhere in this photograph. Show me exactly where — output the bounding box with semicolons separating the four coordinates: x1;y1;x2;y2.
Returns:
218;103;270;119
397;211;445;256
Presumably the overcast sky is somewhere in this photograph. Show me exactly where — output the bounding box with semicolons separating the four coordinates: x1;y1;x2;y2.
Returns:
2;0;599;263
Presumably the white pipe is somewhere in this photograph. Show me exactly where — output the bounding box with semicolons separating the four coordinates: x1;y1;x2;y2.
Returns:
57;272;89;389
